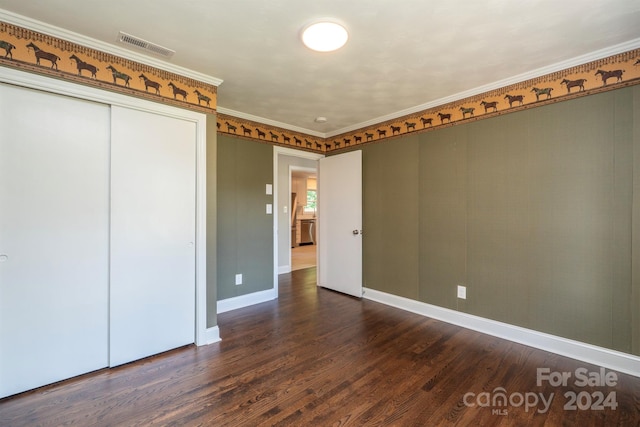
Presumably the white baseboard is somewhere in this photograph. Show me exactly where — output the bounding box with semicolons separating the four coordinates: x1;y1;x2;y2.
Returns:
363;287;640;378
278;265;291;274
203;326;221;345
217;288;277;314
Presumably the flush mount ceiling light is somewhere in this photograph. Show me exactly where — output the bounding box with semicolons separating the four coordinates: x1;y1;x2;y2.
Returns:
302;21;348;52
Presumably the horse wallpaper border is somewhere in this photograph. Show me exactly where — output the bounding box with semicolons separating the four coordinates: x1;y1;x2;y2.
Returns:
1;19;638;151
0;21;217;114
216;113;328;152
219;48;640;153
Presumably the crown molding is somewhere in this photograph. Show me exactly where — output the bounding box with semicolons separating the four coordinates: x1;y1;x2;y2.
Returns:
0;8;223;87
326;37;640;138
217;107;326;138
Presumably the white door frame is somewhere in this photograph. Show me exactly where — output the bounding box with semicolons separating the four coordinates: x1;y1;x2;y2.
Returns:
273;147;324;294
0;66;211;347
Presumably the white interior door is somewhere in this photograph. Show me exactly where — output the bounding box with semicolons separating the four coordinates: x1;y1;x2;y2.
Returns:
317;150;363;297
0;84;110;398
110;106;196;367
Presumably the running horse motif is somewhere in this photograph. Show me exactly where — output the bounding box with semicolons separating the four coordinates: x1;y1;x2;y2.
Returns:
240;124;252;136
595;69;623;86
106;65;132;87
26;42;60;69
168;82;188;100
0;40;16;59
139;74;162;94
504;94;524;107
437;112;451;124
560;78;586;93
420;117;433;128
480;101;498;113
531;87;553;101
69;55;98;78
460;106;475;118
194;90;211;106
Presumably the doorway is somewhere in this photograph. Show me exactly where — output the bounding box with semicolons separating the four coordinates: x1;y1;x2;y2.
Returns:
273;147;323;293
273;146;363;299
291;168;317;271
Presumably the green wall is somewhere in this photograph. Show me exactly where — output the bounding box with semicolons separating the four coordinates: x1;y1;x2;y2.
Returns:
632;86;640;356
362;86;640;355
211;86;639;355
206;114;218;328
363;136;420;300
217;134;274;301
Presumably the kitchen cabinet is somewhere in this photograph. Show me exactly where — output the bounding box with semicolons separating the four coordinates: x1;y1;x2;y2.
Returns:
292;176;308;208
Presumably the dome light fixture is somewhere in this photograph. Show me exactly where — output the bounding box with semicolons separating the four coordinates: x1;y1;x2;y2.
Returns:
302;21;348;52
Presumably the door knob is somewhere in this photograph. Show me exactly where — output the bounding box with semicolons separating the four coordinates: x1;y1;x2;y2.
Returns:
352;230;359;235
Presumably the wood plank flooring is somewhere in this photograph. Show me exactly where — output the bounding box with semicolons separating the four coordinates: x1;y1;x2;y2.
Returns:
291;244;316;271
1;267;639;426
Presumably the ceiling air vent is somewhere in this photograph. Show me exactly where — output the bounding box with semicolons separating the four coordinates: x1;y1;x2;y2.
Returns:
117;31;175;58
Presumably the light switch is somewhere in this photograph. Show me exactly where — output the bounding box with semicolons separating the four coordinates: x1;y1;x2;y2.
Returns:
283;206;288;213
266;184;273;195
266;204;273;214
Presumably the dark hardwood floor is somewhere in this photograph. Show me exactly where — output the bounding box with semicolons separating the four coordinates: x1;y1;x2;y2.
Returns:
1;268;639;426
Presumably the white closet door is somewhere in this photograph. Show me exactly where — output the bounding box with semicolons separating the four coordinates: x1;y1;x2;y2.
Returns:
0;84;110;398
109;106;196;367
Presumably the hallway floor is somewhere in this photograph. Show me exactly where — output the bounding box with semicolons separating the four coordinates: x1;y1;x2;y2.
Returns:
291;244;316;271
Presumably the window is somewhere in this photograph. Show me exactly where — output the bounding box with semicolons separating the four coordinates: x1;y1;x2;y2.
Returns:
304;189;317;214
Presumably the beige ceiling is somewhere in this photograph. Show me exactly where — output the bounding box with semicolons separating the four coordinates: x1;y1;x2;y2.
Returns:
1;0;639;136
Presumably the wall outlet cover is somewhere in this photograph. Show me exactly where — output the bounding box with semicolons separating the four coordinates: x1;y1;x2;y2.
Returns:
235;274;242;285
457;285;466;299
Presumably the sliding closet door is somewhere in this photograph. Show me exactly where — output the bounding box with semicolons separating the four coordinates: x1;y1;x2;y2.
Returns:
110;106;196;367
0;84;110;398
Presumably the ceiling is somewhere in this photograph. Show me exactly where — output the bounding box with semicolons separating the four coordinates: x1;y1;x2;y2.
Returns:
1;0;639;136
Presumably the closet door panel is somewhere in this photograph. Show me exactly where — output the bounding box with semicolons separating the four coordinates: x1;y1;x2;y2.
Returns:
109;106;196;367
0;84;110;398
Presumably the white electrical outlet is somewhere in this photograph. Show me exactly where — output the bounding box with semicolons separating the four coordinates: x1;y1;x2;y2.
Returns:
457;285;466;299
235;274;243;285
